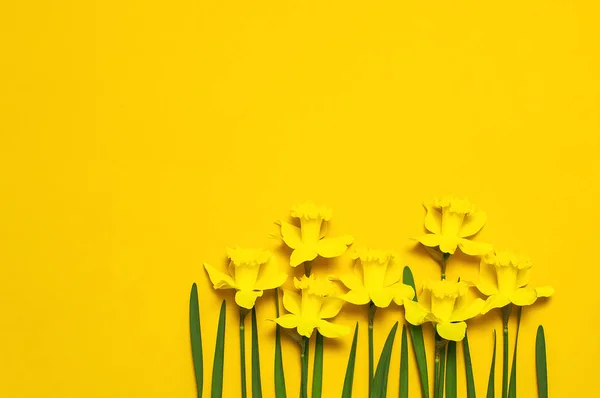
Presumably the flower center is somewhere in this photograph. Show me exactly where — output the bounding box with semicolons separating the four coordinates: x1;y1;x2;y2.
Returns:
441;210;466;236
300;218;323;242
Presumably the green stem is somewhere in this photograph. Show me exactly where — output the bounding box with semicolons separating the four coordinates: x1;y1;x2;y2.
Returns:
240;308;249;398
300;337;309;398
441;253;450;280
434;336;447;398
368;302;377;396
502;305;512;398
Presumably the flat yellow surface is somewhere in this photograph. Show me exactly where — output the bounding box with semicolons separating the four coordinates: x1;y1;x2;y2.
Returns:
1;1;599;397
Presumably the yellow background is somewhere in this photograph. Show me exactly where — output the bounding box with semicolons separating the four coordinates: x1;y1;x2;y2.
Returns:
1;0;599;397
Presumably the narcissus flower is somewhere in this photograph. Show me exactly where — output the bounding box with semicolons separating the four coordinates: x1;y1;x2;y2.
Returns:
416;196;493;256
203;247;287;309
279;203;353;267
404;280;485;341
477;250;554;313
273;274;349;338
337;248;415;308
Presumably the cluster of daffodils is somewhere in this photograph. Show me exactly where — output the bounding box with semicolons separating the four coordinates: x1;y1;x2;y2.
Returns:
196;198;554;398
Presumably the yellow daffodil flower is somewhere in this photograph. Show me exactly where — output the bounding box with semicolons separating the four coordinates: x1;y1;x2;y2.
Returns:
477;250;554;313
404;280;485;341
203;247;287;309
273;274;350;338
416;196;493;256
337;248;415;308
279;203;354;267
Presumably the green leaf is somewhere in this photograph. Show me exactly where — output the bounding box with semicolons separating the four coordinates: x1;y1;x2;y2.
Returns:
211;300;227;398
486;330;497;398
508;307;522;398
342;323;359;398
371;322;399;398
252;307;263;398
189;283;203;398
435;340;446;398
274;289;287;398
312;331;324;398
445;341;457;398
403;266;429;398
535;326;548;398
463;331;476;398
399;325;408;398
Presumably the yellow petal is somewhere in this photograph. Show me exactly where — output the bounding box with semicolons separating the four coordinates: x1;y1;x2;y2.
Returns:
255;271;288;291
297;318;316;338
281;221;302;249
438;235;459;254
370;288;396;308
317;320;350;338
339;272;363;291
320;297;344;319
403;299;429;326
436;321;467;342
341;288;371;305
235;290;263;309
383;262;402;287
416;234;442;248
233;263;261;291
451;298;485;322
290;246;318;267
203;262;236;289
423;202;442;234
535;286;554;298
417;287;432;313
431;294;456;321
274;314;300;329
477;259;499;296
316;235;353;258
458;238;493;256
282;289;302;315
481;294;510;314
516;268;531;288
459;210;487;237
510;287;537;306
392;283;415;306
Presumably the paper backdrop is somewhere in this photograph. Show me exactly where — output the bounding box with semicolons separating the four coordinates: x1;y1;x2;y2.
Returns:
0;0;599;397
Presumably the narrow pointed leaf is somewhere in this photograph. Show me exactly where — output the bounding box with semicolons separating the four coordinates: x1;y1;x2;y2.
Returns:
463;331;476;398
486;330;497;398
252;307;263;398
211;300;227;398
435;343;446;398
399;325;408;398
371;322;399;398
342;323;359;398
312;331;324;398
274;289;287;398
403;266;429;398
508;307;522;398
189;283;203;398
535;326;548;398
445;341;457;398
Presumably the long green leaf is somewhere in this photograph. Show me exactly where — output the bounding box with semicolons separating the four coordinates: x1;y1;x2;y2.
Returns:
312;331;324;398
403;266;429;398
399;325;408;398
252;307;263;398
189;283;203;398
463;331;476;398
486;330;497;398
535;326;548;398
371;322;399;398
508;307;522;398
274;289;287;398
435;342;446;398
211;300;227;398
445;341;457;398
341;323;359;398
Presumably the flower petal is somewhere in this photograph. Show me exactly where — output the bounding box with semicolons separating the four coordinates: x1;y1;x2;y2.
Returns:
339;272;363;290
254;270;288;291
316;235;354;258
438;236;459;254
235;290;263;309
516;268;531;288
280;221;302;249
403;299;429;326
510;287;537;306
476;259;499;296
451;298;485;322
370;288;396;308
273;314;300;329
290;246;318;267
391;283;415;306
416;234;441;248
282;289;302;315
458;238;493;256
535;286;555;298
320;297;344;319
297;319;316;338
481;294;510;314
459;210;487;237
203;262;236;289
436;321;467;342
423;202;442;234
341;288;371;305
317;320;350;338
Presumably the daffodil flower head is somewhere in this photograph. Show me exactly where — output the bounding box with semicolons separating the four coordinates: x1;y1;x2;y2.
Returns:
203;247;288;309
477;250;554;314
416;196;493;256
279;202;354;267
273;274;350;338
404;279;485;341
337;248;414;308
